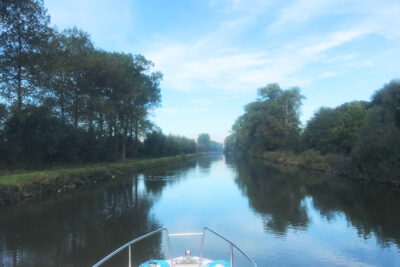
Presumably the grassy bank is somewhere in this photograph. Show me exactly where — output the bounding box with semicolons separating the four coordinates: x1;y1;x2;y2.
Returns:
256;150;400;187
0;154;204;205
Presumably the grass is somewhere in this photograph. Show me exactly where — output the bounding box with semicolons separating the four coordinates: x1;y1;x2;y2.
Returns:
0;154;197;186
262;149;331;171
0;153;207;204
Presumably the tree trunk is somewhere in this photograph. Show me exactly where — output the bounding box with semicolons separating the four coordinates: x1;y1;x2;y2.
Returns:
17;65;22;112
99;112;104;138
134;119;139;157
114;117;118;160
121;134;127;161
60;78;65;123
17;32;22;113
73;91;79;128
284;96;289;127
121;119;128;160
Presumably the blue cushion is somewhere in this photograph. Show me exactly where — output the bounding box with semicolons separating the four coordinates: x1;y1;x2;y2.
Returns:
203;260;231;267
139;260;170;267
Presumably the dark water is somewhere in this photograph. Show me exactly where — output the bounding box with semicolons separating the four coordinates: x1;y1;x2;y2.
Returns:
1;155;400;266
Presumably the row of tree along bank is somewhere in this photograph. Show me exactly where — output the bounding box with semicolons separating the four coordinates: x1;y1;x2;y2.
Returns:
224;80;400;185
0;0;222;169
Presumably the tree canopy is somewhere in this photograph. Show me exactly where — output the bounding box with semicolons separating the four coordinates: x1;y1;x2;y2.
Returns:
351;80;400;179
224;84;304;155
301;101;368;155
225;80;400;182
0;0;195;167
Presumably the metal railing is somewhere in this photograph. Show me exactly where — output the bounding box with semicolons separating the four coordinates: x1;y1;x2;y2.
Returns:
92;228;172;267
92;227;257;267
200;227;258;267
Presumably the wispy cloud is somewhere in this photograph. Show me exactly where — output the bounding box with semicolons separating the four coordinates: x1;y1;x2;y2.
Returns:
145;0;399;96
269;0;345;31
319;72;336;78
156;107;179;116
146;27;372;93
191;99;213;105
45;0;136;50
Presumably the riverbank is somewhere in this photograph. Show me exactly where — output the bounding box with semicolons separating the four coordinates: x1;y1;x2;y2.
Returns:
253;150;400;187
0;154;206;205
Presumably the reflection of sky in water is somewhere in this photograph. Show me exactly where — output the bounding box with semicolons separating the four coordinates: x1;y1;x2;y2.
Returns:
148;157;400;266
1;155;400;266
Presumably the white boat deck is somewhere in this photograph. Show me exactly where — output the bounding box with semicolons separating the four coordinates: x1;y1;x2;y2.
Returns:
166;256;212;267
92;227;257;267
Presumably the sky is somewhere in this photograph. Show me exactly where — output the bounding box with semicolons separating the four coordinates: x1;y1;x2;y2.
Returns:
44;0;400;143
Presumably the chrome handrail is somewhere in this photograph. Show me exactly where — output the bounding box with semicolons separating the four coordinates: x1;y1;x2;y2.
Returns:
92;227;257;267
201;227;258;267
92;228;171;267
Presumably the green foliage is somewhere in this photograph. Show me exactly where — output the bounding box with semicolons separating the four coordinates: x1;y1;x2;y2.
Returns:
196;133;222;153
0;0;50;111
197;133;210;150
297;149;328;168
351;80;400;180
0;1;170;166
225;83;304;155
301;101;368;154
143;130;196;157
226;79;400;182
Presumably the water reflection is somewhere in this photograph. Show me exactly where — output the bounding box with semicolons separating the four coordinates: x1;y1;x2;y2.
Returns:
142;155;220;196
0;176;162;267
1;155;400;267
232;158;309;235
0;156;220;267
142;158;198;196
229;157;400;248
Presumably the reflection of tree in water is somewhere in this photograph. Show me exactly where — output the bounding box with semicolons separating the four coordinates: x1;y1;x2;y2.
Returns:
0;176;162;267
233;158;309;235
304;173;400;248
197;155;222;174
142;155;222;196
232;157;400;248
142;158;197;196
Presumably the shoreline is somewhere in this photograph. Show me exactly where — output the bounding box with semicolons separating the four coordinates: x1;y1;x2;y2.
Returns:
0;153;210;205
247;151;400;188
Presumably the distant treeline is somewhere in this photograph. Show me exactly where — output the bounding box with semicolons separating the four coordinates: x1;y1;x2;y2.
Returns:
0;0;221;168
224;80;400;181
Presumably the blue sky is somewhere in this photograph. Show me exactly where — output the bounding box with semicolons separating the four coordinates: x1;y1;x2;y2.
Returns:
45;0;400;142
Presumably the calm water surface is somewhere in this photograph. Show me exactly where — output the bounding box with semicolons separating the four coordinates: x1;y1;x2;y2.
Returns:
1;155;400;266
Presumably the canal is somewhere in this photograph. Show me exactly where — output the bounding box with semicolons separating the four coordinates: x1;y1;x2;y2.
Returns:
1;155;400;266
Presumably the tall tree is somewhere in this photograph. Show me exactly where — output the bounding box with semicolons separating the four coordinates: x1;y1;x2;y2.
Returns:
0;0;50;112
301;101;368;154
197;133;211;152
351;80;400;180
225;84;304;155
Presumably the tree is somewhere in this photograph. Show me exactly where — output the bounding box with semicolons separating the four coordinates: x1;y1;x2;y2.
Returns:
224;84;304;155
351;80;400;180
0;0;50;112
115;54;161;160
301;101;368;154
197;133;211;152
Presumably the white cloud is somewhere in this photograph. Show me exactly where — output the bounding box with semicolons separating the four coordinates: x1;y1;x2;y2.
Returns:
319;72;336;78
156;107;179;116
191;99;213;105
146;25;373;94
144;0;400;97
300;28;371;56
269;0;345;30
45;0;136;50
325;53;356;63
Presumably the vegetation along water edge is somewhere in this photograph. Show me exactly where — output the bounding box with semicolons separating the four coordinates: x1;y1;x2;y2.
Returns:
224;81;400;187
254;150;400;187
0;153;211;206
